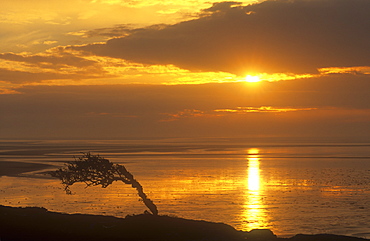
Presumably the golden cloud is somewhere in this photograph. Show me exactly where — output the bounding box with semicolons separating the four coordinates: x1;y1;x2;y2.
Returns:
160;106;317;122
318;66;370;75
214;106;317;113
160;109;206;122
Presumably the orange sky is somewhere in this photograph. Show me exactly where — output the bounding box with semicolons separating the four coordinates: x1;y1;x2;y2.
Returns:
0;0;369;141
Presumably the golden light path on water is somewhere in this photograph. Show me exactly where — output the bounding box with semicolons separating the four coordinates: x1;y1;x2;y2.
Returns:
241;148;268;231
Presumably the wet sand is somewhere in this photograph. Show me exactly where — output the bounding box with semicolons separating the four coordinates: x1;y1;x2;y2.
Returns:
0;160;55;177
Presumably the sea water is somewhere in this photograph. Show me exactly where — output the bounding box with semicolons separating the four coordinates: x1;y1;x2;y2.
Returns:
0;140;369;238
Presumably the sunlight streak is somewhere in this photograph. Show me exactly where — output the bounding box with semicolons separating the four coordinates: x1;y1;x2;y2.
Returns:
241;148;268;231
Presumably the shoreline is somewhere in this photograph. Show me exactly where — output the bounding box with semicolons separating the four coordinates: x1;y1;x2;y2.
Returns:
0;205;368;241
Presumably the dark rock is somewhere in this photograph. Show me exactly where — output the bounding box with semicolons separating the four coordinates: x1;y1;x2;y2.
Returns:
246;229;277;240
0;205;243;241
289;234;368;241
1;205;369;241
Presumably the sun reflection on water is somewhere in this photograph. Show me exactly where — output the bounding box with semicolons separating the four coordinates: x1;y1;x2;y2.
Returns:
241;148;268;231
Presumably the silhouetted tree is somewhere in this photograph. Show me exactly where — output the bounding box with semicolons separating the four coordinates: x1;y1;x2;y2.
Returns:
50;153;158;215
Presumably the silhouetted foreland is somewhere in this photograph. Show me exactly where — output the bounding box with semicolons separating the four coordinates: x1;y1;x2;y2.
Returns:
0;205;368;241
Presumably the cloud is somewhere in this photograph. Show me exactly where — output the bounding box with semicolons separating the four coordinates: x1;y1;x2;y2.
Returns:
160;109;207;122
67;25;137;39
77;24;165;39
0;51;110;84
85;112;138;118
2;0;257;53
0;68;73;84
160;106;316;122
214;106;317;113
0;52;98;70
1;74;369;140
0;65;107;84
0;88;20;95
1;81;369;140
0;49;243;86
318;66;370;75
78;0;370;75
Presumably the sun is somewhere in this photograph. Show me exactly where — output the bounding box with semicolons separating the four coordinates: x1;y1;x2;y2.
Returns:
248;148;260;155
245;75;261;83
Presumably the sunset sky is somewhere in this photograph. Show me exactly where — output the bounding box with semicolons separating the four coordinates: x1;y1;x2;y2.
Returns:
0;0;369;141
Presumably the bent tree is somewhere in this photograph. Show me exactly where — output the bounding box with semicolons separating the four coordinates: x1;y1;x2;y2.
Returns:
50;153;158;215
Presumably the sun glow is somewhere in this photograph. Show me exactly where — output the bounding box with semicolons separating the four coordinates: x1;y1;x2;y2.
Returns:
245;75;261;83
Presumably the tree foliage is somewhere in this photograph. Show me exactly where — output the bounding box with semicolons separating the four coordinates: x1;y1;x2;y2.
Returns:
50;153;158;215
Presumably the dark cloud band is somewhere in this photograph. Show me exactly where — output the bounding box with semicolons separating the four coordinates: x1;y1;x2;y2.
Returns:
78;0;370;75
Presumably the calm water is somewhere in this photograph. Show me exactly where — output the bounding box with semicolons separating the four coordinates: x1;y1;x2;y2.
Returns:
0;140;370;238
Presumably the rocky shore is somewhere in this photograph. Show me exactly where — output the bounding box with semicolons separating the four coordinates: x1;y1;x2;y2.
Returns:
0;205;368;241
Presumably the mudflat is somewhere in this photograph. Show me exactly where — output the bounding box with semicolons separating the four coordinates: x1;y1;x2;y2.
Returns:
0;161;54;177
